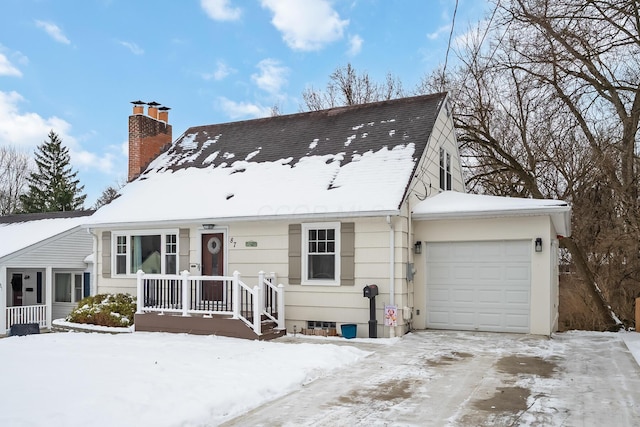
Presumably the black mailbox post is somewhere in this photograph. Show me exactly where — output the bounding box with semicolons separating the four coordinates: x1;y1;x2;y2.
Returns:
363;284;378;338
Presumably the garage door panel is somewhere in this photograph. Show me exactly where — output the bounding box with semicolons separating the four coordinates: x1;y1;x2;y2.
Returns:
428;288;450;302
478;266;502;280
505;290;529;304
426;241;531;333
450;311;475;328
505;265;530;280
477;312;502;328
505;313;529;329
477;289;502;303
452;288;475;303
427;310;450;326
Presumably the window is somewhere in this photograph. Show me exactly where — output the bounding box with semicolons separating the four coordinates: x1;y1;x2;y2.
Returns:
302;222;340;285
55;273;84;303
113;230;178;275
439;147;452;191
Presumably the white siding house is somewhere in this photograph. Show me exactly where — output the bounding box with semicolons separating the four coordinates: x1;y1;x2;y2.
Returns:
0;212;94;334
84;93;571;338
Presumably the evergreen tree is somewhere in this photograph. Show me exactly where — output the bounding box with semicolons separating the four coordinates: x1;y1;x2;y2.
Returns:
20;130;86;212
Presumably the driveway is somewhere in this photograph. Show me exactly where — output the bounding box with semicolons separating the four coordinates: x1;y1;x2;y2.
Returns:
221;330;640;426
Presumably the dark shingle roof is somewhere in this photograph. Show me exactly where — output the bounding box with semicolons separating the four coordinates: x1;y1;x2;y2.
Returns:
0;210;95;224
143;93;447;176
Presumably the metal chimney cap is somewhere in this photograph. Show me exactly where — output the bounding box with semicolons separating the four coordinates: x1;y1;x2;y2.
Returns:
147;101;161;106
158;106;171;111
130;100;145;105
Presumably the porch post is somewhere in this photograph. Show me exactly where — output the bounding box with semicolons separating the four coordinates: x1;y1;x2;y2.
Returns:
232;271;240;319
45;266;53;329
181;270;190;317
257;271;265;314
277;284;285;330
136;270;144;314
253;285;261;335
0;265;6;334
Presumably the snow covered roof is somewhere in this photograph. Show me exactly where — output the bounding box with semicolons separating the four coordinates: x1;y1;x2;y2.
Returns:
0;211;94;259
86;93;448;227
412;191;572;237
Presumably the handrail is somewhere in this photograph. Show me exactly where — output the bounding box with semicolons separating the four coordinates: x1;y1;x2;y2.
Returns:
136;270;284;336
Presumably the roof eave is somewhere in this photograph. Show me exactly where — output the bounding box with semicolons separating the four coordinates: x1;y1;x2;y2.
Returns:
82;209;403;230
412;206;572;237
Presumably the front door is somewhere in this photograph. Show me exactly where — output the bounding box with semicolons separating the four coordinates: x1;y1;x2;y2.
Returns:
201;233;225;303
11;273;23;306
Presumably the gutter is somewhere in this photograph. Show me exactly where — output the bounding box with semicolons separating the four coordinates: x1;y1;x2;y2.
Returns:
412;206;572;237
81;209;402;230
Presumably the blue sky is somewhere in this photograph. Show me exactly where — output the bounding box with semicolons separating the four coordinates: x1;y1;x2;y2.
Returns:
0;0;488;207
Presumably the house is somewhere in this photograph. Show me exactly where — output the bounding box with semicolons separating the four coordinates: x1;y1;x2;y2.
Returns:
83;93;570;338
1;211;94;334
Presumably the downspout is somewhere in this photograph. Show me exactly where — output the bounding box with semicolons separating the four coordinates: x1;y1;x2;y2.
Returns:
88;228;98;296
386;215;395;338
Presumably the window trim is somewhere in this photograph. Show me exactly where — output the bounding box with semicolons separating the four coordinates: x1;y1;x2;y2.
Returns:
301;222;341;286
54;271;84;304
111;229;179;277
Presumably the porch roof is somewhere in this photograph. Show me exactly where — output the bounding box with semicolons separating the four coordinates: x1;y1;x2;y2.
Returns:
0;212;93;259
412;191;572;237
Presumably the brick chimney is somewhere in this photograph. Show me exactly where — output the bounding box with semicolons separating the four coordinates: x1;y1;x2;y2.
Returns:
128;100;172;182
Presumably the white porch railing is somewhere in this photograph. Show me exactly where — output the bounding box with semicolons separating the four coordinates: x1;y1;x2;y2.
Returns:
6;305;47;331
136;270;285;336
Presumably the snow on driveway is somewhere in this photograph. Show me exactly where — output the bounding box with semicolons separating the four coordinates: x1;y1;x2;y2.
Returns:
224;330;640;426
1;330;640;426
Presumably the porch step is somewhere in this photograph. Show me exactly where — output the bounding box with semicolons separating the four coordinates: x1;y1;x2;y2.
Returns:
135;312;286;341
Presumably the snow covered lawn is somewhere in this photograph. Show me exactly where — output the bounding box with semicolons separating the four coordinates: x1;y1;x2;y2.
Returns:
0;332;370;427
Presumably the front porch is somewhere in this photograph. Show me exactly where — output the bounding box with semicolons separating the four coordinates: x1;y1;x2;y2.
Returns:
135;270;286;340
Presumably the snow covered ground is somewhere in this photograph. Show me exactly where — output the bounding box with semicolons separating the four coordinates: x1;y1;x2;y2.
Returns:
1;329;639;426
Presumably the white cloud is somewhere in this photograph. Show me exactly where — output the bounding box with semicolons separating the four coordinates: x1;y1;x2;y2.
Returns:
347;34;363;56
0;90;117;176
218;97;271;119
71;149;115;174
201;0;242;21
203;60;236;81
35;20;71;44
251;58;289;94
261;0;349;51
0;91;74;149
119;41;144;55
427;24;451;40
0;53;22;77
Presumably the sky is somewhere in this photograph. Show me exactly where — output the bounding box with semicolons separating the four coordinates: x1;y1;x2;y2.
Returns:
0;0;490;207
1;328;639;426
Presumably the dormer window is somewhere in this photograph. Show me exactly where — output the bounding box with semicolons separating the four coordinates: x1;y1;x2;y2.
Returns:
439;147;451;191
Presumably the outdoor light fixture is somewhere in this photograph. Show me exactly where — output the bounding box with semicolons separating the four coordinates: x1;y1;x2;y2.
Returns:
535;237;543;252
414;241;422;254
202;224;215;230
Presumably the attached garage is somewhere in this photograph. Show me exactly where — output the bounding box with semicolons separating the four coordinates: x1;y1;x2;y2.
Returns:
412;191;572;336
425;240;531;333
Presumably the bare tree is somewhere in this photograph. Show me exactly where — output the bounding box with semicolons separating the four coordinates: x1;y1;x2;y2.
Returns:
93;181;124;209
301;63;405;111
0;146;30;215
430;0;640;328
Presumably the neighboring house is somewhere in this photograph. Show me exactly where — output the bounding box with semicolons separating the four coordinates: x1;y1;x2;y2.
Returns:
0;211;94;334
83;93;571;338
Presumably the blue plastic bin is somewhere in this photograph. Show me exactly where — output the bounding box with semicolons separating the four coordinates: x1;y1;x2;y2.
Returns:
341;323;357;339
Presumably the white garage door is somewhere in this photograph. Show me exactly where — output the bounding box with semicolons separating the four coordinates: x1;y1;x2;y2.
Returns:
425;240;531;333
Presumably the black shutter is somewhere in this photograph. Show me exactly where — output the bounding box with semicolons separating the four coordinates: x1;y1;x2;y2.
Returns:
288;224;301;285
340;222;355;286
